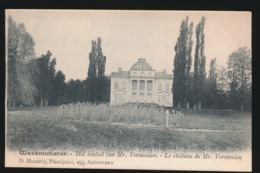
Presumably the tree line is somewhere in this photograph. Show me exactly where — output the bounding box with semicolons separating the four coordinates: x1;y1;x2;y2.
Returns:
7;16;110;108
172;16;251;111
7;16;251;111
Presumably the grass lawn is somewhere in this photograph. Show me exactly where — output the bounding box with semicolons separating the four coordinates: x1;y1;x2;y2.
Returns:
175;109;251;131
6;106;251;151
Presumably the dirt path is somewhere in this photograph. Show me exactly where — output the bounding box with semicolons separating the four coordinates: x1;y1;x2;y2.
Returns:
81;121;251;133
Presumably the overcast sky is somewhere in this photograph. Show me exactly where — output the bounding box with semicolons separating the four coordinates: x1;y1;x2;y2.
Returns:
6;10;251;81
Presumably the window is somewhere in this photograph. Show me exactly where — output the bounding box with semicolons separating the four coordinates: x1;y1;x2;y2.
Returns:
147;81;153;90
147;93;152;103
115;93;126;101
118;94;122;101
158;95;165;102
162;96;165;102
132;93;137;101
114;82;118;89
132;80;137;90
141;72;145;75
140;80;145;90
166;83;170;91
122;81;126;89
166;96;170;102
158;83;162;91
140;93;144;101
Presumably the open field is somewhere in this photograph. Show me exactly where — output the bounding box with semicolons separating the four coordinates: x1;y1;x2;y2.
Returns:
6;105;251;151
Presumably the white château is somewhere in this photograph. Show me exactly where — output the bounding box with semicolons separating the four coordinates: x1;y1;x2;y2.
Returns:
110;58;173;107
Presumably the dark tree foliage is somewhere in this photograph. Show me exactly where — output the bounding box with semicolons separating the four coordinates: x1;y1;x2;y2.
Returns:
227;47;251;111
97;38;106;78
185;21;194;108
7;16;38;107
48;57;57;105
88;40;98;78
99;76;111;103
215;66;231;110
202;48;251;111
87;40;98;103
64;79;87;103
193;16;206;109
35;51;56;106
86;37;108;104
203;58;218;109
96;38;107;103
27;37;110;106
173;17;193;108
53;71;67;105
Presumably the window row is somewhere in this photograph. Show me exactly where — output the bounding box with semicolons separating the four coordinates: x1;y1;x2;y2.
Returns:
132;71;153;75
131;93;152;96
158;83;170;91
132;80;153;90
114;81;126;89
114;81;171;91
114;93;126;101
131;92;152;102
158;95;171;102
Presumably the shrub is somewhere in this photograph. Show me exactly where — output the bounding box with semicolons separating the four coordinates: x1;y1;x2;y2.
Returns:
54;102;184;126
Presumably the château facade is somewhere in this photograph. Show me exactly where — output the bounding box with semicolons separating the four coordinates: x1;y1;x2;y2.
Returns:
110;58;173;107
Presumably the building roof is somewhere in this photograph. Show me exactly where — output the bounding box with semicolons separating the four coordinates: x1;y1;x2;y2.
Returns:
130;58;153;71
111;58;173;79
155;72;172;79
111;71;130;78
111;71;172;79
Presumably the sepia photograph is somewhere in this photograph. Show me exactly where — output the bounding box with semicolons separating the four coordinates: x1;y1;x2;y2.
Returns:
5;10;252;171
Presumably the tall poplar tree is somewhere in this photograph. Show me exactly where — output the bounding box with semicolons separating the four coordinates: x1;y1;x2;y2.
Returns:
185;21;194;108
193;16;206;109
173;17;193;108
87;40;98;103
204;58;218;109
86;37;107;103
97;38;106;78
96;38;107;103
36;51;56;106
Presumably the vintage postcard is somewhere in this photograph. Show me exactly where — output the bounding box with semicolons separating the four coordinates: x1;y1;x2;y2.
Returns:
5;10;252;171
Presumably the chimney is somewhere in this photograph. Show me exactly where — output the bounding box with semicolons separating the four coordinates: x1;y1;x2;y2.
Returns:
163;69;166;73
118;68;122;72
138;58;146;62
